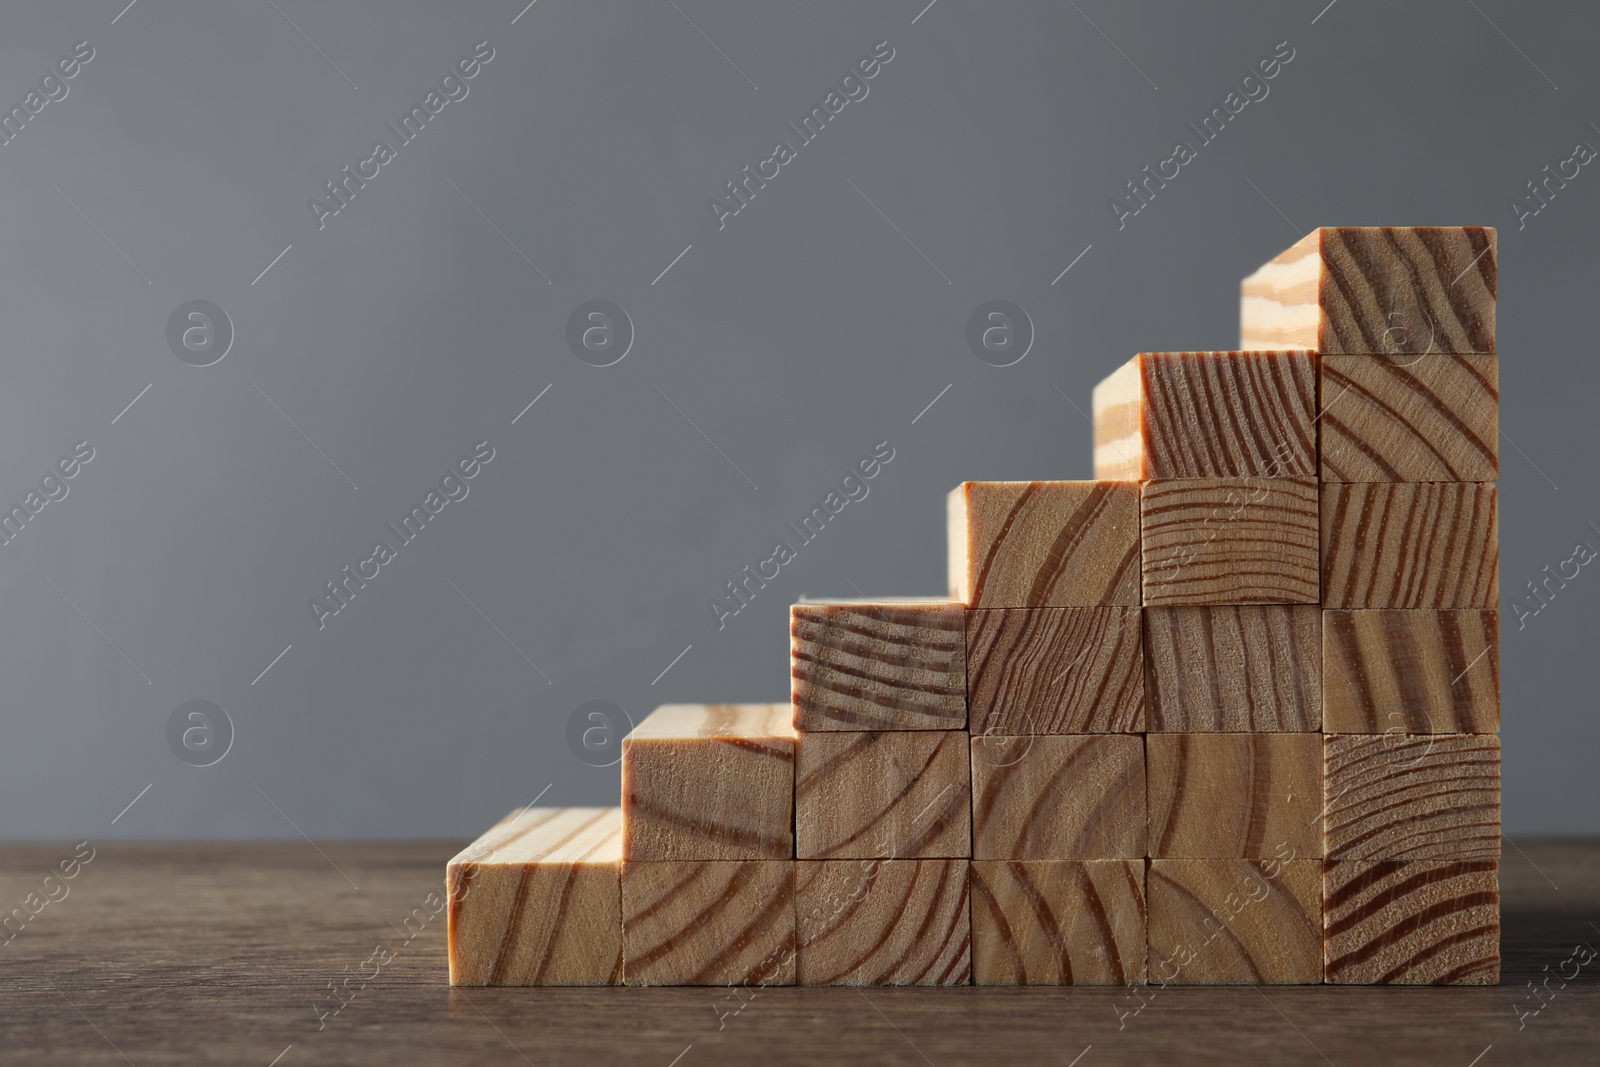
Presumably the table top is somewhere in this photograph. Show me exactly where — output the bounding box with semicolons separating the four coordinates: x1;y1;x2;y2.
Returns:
3;839;1596;1066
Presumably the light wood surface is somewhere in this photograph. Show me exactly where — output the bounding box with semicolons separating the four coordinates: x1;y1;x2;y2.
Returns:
970;860;1146;986
621;703;796;860
795;860;970;986
1321;482;1499;609
1323;734;1501;861
1323;609;1500;733
620;860;795;986
790;599;966;731
966;606;1143;734
1092;351;1316;480
1143;605;1321;732
1146;735;1322;859
5;841;1594;1065
1323;859;1500;985
1140;477;1320;606
795;730;970;859
446;807;623;986
1240;226;1497;354
971;734;1146;859
948;481;1140;608
1147;859;1322;984
1320;353;1498;482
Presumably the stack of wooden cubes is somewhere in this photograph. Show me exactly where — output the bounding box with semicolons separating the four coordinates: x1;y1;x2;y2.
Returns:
446;225;1500;988
1241;227;1501;986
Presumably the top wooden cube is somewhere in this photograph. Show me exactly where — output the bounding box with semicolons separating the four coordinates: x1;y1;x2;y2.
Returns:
622;704;797;860
1093;351;1316;480
948;481;1139;608
1241;227;1496;354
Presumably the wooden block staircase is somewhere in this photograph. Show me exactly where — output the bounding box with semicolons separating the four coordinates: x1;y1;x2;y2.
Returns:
446;225;1501;987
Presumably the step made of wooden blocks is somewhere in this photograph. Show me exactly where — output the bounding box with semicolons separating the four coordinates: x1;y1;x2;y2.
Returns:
1240;226;1496;354
447;808;623;986
948;481;1140;608
971;735;1145;859
1092;351;1316;480
795;859;970;985
1146;859;1322;984
970;860;1146;985
1141;478;1320;606
620;860;795;986
622;704;796;861
1146;735;1322;859
1323;610;1500;733
966;606;1142;734
795;730;970;859
1320;354;1498;482
790;599;966;731
1321;482;1498;609
1323;859;1500;984
1323;734;1501;860
1143;605;1320;732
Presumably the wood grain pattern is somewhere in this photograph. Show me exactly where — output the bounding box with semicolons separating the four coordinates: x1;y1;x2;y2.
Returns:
948;481;1140;608
1147;859;1322;984
1146;735;1322;859
7;842;1590;1062
1323;610;1500;733
620;860;795;986
1092;351;1316;480
1320;354;1498;482
1240;226;1497;354
966;606;1143;734
446;808;623;986
1324;734;1501;861
1321;482;1498;609
622;704;796;861
790;599;966;731
970;860;1146;985
795;731;970;859
1324;860;1500;985
1143;605;1321;732
795;860;970;985
1140;477;1319;606
971;735;1145;859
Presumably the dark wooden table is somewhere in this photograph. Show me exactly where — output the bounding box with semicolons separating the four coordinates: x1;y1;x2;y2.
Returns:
2;840;1596;1065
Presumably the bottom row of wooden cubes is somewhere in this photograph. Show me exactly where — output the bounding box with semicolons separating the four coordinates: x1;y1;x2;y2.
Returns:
446;809;1500;986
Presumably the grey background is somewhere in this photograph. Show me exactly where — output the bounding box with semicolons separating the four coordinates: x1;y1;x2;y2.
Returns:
1;0;1593;841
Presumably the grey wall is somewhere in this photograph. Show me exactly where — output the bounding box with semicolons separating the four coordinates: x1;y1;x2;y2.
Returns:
1;0;1593;840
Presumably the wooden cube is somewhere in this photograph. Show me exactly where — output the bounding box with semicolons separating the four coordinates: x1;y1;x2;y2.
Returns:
795;731;969;859
1092;351;1316;480
971;735;1145;859
1144;605;1320;732
1320;354;1498;482
1321;482;1498;609
620;860;795;986
1147;859;1322;984
1146;735;1322;859
970;860;1146;985
1323;734;1500;860
1240;226;1496;354
796;859;970;985
447;807;623;986
622;704;795;860
966;606;1142;734
948;481;1139;608
1141;478;1319;606
1324;859;1499;984
790;599;966;731
1323;610;1499;733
